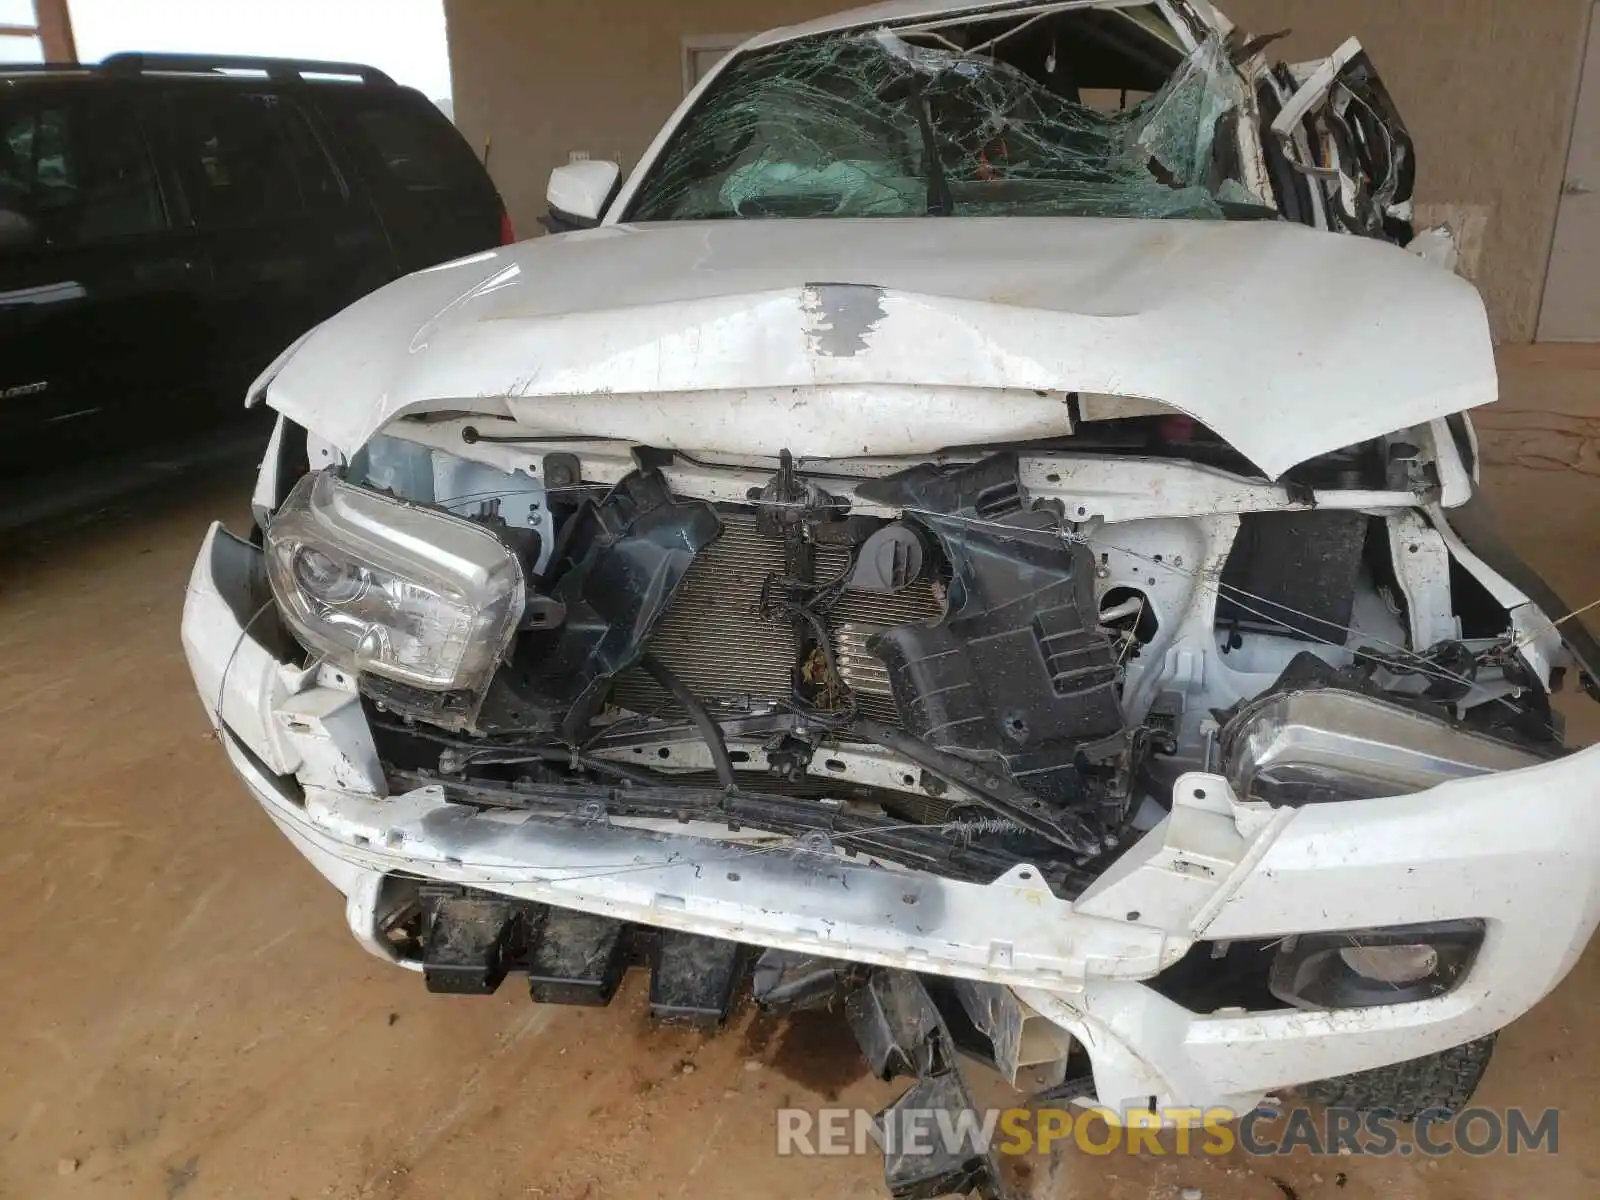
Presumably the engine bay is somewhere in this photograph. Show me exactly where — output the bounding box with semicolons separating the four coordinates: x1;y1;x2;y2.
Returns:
263;415;1584;903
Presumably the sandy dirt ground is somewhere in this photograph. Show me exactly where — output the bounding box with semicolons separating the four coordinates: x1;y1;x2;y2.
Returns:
2;347;1598;1199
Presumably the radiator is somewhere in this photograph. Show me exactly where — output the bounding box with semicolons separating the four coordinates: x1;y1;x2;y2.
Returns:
610;514;944;723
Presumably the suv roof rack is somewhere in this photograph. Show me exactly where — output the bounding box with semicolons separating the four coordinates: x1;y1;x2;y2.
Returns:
98;52;394;85
0;62;94;75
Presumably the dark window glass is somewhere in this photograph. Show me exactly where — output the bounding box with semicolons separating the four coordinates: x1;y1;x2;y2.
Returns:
280;104;345;210
173;92;301;227
0;98;165;246
351;105;463;194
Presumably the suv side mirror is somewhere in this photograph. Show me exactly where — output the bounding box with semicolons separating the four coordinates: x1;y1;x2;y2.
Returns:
546;160;620;231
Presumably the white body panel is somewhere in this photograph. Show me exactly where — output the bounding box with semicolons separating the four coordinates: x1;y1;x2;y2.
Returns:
259;219;1496;481
185;490;1600;1118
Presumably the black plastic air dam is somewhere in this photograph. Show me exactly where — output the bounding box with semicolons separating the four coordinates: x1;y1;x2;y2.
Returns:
649;930;750;1024
418;895;1022;1196
846;969;1010;1199
419;888;749;1026
526;907;629;1006
420;890;526;995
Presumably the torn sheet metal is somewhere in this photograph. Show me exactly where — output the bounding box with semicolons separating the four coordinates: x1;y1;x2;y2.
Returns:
1271;37;1417;241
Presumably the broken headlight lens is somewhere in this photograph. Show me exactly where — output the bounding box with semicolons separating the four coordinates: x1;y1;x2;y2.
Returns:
265;470;525;691
1268;920;1485;1011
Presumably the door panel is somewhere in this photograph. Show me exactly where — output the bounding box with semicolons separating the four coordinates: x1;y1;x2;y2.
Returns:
1539;3;1600;342
162;86;389;412
0;86;207;471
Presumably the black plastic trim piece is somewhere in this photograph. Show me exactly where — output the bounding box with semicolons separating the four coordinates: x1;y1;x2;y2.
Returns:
487;469;721;735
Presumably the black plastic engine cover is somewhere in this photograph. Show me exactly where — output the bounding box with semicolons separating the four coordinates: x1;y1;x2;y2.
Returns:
486;469;720;736
862;456;1123;806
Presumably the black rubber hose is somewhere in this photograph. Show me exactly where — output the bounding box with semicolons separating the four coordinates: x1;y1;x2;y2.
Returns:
640;654;738;789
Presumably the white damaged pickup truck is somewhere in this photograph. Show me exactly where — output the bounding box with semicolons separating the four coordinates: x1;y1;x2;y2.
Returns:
183;2;1600;1195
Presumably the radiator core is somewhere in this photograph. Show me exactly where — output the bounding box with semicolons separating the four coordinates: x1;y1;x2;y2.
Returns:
609;514;944;723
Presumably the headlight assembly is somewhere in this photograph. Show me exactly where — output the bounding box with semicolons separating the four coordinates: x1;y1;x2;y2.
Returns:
1221;688;1544;807
265;470;525;695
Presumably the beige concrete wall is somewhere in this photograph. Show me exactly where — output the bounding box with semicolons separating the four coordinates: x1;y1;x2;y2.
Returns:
446;0;1592;341
1223;0;1592;341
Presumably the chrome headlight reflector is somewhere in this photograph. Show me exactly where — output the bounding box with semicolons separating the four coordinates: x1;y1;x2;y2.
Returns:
265;470;524;692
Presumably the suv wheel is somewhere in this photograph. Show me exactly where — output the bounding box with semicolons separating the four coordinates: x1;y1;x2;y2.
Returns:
1296;1035;1496;1121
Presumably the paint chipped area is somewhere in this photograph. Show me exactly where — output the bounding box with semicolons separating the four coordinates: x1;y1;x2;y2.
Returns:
801;282;887;357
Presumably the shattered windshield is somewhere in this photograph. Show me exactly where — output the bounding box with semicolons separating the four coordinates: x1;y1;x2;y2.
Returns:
626;23;1260;222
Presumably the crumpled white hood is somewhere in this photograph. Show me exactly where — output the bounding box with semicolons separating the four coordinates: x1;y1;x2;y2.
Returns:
262;217;1496;479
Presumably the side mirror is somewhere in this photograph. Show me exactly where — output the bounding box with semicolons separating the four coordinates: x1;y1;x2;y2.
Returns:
545;160;620;230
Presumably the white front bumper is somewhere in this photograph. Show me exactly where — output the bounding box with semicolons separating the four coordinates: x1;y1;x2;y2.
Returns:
185;522;1600;1116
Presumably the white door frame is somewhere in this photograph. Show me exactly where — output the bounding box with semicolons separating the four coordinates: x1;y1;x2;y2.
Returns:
1536;0;1600;340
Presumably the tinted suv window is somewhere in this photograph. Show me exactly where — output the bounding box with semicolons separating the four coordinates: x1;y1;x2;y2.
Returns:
280;103;346;210
172;92;302;227
350;104;469;194
0;96;165;245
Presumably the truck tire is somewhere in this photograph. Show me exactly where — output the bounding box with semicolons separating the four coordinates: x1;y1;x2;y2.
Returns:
1295;1034;1496;1121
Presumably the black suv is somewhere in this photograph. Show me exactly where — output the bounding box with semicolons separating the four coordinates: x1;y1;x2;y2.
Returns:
0;53;508;511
